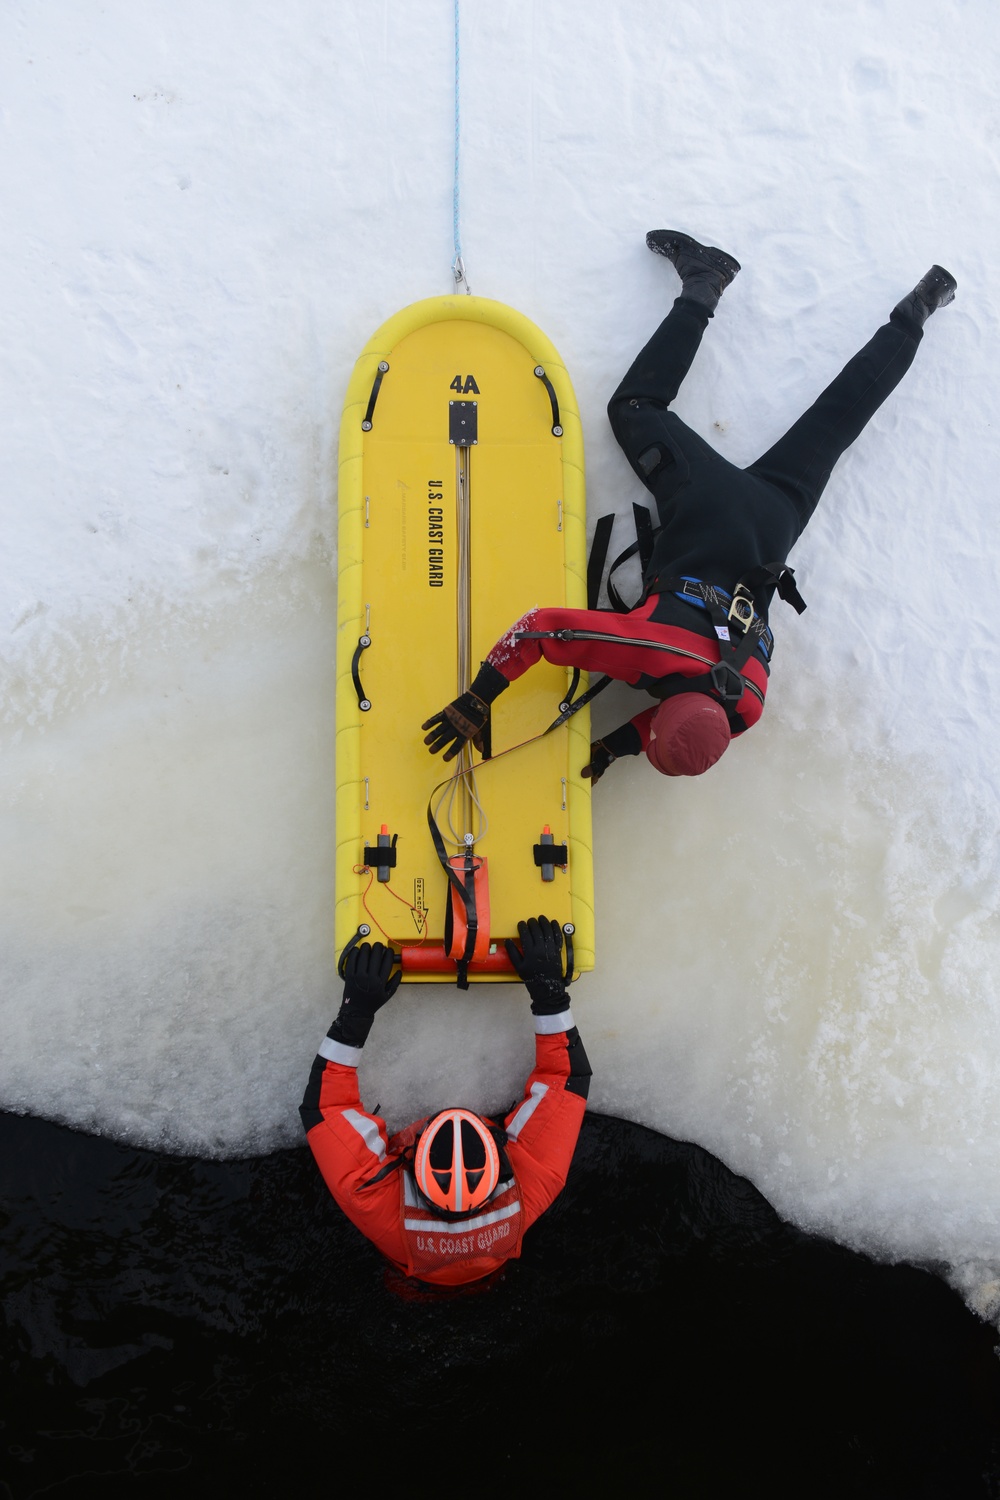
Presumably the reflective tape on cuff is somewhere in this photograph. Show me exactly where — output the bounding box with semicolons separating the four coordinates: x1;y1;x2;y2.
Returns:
319;1036;363;1067
533;1008;573;1034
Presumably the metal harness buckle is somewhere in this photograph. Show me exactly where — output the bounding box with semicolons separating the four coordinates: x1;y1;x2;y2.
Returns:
709;660;746;704
728;586;756;631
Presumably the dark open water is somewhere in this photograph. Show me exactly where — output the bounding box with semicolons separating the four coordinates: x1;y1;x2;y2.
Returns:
2;1108;999;1498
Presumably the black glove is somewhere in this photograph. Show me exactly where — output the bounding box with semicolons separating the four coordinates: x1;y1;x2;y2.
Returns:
582;721;643;782
505;915;569;1015
329;942;402;1049
581;738;616;783
421;690;489;760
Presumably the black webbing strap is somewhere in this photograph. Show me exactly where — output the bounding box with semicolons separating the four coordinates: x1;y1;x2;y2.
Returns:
427;795;480;990
561;668;581;713
362;834;398;869
587;514;616;610
606;504;661;613
451;852;479;991
557;505;655;716
556;513;616;720
532;842;568;866
547;672;612;731
740;561;807;614
653;573;768;704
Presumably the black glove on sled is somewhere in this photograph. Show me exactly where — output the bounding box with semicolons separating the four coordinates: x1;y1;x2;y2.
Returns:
582;721;643;782
505;915;570;1015
581;739;616;784
422;690;490;761
329;942;402;1049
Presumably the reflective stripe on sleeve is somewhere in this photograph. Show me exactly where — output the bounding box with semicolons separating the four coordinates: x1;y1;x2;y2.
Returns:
506;1081;549;1141
319;1036;363;1067
342;1108;386;1161
533;1008;573;1035
404;1200;522;1234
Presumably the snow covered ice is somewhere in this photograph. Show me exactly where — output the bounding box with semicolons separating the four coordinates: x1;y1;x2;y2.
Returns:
2;1;1000;1318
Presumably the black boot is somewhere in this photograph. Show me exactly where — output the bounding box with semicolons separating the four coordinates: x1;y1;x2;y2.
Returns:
892;265;957;329
646;229;741;312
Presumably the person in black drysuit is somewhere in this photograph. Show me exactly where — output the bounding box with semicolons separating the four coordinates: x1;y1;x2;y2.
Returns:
422;231;958;780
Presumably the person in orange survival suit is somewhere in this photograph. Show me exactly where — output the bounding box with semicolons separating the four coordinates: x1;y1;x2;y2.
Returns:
299;916;591;1287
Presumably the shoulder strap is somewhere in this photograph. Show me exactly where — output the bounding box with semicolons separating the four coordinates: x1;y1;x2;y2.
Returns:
587;506;660;615
587;514;615;610
607;503;659;613
738;561;807;614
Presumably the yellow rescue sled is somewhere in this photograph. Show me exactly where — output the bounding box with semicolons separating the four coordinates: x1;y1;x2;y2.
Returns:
336;296;594;983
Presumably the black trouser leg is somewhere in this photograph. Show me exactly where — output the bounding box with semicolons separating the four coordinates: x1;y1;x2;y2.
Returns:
746;311;922;538
607;296;712;412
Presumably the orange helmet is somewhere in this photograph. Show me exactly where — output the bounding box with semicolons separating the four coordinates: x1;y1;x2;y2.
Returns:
414;1109;501;1215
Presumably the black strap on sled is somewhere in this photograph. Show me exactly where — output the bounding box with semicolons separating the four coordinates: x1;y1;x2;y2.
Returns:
351;633;372;711
548;670;612;731
337;924;372;979
426;793;481;991
361;362;390;432
562;924;575;986
362;833;398;870
532;840;569;867
533;365;564;437
441;846;479;991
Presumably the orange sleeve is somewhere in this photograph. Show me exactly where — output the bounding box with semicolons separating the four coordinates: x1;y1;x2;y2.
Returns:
300;1053;409;1270
503;1021;591;1231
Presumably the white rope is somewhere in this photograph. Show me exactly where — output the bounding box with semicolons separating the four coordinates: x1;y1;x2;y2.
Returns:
433;756;489;851
451;0;471;293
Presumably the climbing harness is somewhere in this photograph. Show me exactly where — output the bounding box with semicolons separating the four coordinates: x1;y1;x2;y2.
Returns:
544;505;806;730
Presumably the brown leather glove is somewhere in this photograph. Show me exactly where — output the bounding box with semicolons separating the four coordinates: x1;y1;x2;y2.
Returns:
582;721;642;782
421;690;489;760
581;739;616;784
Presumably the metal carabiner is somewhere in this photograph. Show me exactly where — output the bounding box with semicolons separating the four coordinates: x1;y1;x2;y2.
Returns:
728;587;755;630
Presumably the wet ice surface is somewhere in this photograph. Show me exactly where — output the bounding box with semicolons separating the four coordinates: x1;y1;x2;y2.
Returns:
2;0;1000;1323
3;1110;999;1498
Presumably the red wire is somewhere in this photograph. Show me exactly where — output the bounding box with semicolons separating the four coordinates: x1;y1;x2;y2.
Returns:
352;864;430;945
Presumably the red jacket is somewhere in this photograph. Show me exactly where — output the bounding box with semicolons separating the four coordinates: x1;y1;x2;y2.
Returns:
300;1009;591;1287
486;594;768;741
